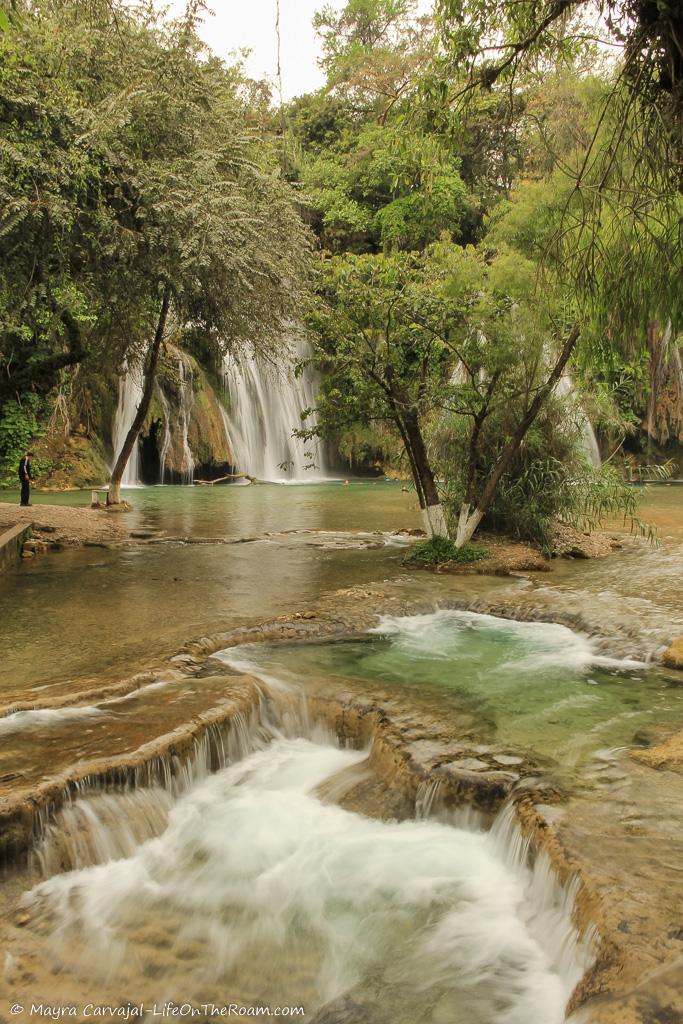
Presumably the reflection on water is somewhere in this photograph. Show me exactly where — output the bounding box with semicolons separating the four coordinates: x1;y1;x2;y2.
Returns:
0;482;681;703
0;482;421;699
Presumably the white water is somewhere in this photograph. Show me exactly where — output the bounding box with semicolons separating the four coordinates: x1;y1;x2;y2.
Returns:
556;374;601;468
221;335;326;482
157;385;172;483
372;610;647;673
112;367;143;486
0;681;173;735
177;355;195;483
25;735;590;1022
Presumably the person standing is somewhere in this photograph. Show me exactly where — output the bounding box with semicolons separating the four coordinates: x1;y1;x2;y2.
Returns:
18;450;32;506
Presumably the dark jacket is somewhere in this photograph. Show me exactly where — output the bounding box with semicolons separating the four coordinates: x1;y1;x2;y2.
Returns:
18;456;31;482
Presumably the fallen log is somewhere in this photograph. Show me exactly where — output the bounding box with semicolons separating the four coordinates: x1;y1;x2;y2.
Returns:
193;473;256;485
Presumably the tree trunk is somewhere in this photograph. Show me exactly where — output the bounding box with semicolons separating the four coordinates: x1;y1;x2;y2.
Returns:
401;408;449;538
108;285;171;505
454;324;580;547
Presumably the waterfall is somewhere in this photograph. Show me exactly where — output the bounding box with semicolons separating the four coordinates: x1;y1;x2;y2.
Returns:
157;386;172;483
177;356;195;484
556;374;601;468
112;368;143;486
221;335;326;482
15;655;595;1022
24;733;593;1024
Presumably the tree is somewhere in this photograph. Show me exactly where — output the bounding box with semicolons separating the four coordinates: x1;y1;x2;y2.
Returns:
429;241;583;546
306;236;589;545
0;0;312;502
302;122;474;252
433;0;683;342
305;248;475;535
314;0;434;121
434;0;683;155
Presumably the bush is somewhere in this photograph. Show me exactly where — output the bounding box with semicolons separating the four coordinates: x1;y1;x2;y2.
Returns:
0;396;42;485
405;536;488;566
432;391;649;552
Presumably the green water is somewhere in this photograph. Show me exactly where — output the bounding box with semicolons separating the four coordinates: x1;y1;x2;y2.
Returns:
0;482;421;698
225;609;683;769
1;481;681;715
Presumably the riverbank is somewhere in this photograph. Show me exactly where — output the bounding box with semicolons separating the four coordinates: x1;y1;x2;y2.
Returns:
0;501;130;552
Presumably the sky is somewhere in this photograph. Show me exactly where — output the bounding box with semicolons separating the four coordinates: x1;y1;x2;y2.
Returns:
166;0;432;100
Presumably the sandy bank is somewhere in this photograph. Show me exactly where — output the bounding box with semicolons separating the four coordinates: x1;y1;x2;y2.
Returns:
0;501;129;551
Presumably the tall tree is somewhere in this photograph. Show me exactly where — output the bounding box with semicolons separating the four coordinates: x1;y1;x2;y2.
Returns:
0;0;311;500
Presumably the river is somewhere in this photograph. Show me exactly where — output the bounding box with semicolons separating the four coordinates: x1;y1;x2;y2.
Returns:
1;482;680;700
0;481;681;1024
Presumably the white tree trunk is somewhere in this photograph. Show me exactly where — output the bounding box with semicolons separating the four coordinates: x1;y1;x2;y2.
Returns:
421;502;449;538
455;502;484;548
108;479;122;505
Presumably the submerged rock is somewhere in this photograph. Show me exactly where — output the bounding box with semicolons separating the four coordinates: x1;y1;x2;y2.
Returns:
311;997;381;1024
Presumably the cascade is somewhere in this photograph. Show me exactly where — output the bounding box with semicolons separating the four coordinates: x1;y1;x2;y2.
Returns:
112;368;143;486
157;386;172;483
177;355;196;484
155;354;196;484
556;374;601;467
22;735;593;1024
221;334;326;482
13;637;597;1023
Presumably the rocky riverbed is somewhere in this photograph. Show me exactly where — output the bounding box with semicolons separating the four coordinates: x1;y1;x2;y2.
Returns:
1;484;682;1023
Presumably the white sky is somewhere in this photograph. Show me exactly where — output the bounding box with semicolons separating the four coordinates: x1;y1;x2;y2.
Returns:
166;0;432;99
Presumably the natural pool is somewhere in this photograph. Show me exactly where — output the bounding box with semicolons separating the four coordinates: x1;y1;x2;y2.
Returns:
2;483;683;1024
1;481;681;702
221;609;683;771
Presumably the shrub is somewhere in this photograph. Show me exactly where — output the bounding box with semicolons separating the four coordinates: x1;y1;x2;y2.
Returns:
432;391;652;552
405;536;488;566
0;397;42;485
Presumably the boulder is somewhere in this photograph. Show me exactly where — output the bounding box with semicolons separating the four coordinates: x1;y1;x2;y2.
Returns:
663;638;683;671
551;522;616;558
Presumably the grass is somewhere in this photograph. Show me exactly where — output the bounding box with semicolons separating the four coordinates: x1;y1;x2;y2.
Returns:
404;536;488;566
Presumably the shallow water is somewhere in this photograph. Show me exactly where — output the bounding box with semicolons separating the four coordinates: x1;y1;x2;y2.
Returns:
0;482;680;704
19;736;587;1024
1;482;682;1022
0;482;421;698
223;609;683;771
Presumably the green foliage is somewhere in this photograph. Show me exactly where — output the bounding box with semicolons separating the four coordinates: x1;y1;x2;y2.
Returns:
0;0;311;417
304;243;482;437
405;535;488;565
313;0;433;118
436;391;651;551
0;396;41;483
301;122;474;252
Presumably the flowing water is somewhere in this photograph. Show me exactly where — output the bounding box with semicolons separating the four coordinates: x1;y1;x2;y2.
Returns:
0;482;426;700
222;609;683;777
11;731;593;1024
112;369;144;486
221;336;327;482
556;376;601;467
1;482;682;1022
176;355;196;484
0;483;680;703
